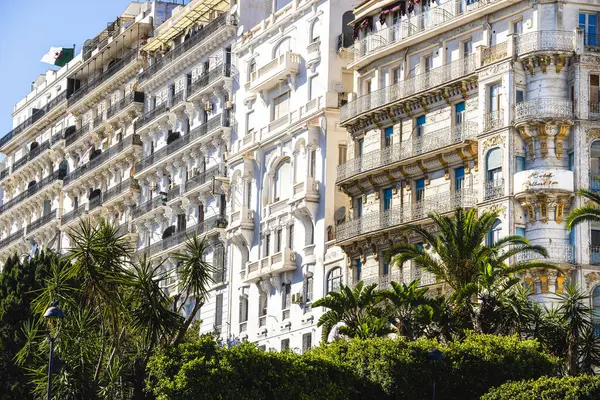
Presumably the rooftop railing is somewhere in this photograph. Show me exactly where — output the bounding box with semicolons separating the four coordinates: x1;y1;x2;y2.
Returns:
139;13;236;84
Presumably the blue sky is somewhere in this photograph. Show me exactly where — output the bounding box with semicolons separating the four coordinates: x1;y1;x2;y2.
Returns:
0;0;137;134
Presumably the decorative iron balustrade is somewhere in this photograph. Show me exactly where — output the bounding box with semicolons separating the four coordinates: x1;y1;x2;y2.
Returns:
139;13;236;83
0;228;24;249
184;166;222;192
482;41;508;65
67;48;139;108
170;91;185;108
103;178;138;204
591;246;600;265
337;122;477;182
83;16;122;60
484;178;504;200
591;174;600;192
136;215;226;257
106;91;144;120
12;140;52;173
167;185;180;200
352;271;403;290
27;210;57;234
187;64;235;98
590;102;600;121
337;32;353;51
134;102;168;130
515;30;575;56
65;123;91;146
584;33;600;48
515;98;573;124
0;171;61;216
63;134;141;186
483;109;504;132
132;195;167;219
516;244;575;264
61;206;86;225
340;54;476;122
336;188;477;241
0;91;67;148
88;195;103;212
135;113;228;172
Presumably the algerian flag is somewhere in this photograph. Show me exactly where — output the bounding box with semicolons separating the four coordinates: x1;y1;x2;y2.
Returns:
40;47;75;67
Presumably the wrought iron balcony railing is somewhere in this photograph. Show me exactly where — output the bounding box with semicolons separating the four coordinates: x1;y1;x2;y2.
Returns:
337;122;477;182
184;166;223;192
0;168;9;180
63;134;141;186
515;30;575;56
0;228;24;249
132;195;167;219
337;32;353;52
61;206;87;225
0;170;61;216
516;243;575;264
483;109;504;132
515;98;573;124
65;123;91;146
482;41;508;65
591;246;600;265
134;102;168;131
340;54;476;122
67;48;138;108
0;91;67;148
88;195;103;212
139;13;236;84
136;215;227;257
336;188;477;241
106;91;145;120
484;178;504;200
103;178;138;204
27;209;57;234
135;113;229;172
187;64;235;98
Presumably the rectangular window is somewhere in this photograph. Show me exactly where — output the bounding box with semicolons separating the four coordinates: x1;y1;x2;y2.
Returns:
282;283;291;315
392;67;402;84
383;261;390;275
239;296;248;323
569;152;575;171
490;82;502;113
215;293;223;327
365;79;372;95
591;75;600;110
276;229;282;252
512;19;523;35
265;234;271;256
273;91;290;121
570;229;576;246
305;276;314;303
384;126;394;147
246;111;255;134
462;39;473;57
281;339;290;351
416;115;426;137
416;178;425;201
177;214;187;232
516;90;524;104
356;197;363;218
309;74;319;101
580;13;597;46
592;230;600;247
198;203;204;222
516;156;526;172
302;333;312;354
356;259;362;281
455;102;465;126
357;138;364;156
383;187;393;211
288;224;294;249
423;54;432;73
516;227;526;237
455;167;465;191
338;144;347;164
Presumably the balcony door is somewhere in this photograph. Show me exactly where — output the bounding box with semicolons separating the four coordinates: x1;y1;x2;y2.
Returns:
580;12;597;46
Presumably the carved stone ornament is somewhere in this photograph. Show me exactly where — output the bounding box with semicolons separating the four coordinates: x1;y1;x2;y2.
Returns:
482;134;506;152
584;272;600;290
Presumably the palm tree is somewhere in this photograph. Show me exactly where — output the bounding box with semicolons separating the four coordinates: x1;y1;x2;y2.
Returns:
566;187;600;229
312;281;392;341
386;207;553;333
171;234;216;345
379;280;432;339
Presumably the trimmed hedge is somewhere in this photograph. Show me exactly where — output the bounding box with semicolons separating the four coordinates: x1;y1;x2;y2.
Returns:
482;375;600;400
147;334;557;400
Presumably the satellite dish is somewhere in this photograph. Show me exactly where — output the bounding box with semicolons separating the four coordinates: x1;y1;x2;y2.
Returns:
237;25;245;37
334;206;346;222
230;4;238;15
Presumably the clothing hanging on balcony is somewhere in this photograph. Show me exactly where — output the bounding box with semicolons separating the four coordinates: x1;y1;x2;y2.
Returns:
379;2;404;24
353;17;373;39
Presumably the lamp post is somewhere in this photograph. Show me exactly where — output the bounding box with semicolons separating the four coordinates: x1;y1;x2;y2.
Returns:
426;349;445;400
44;301;65;400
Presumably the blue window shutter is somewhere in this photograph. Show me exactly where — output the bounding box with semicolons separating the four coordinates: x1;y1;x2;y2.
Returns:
455;167;465;180
516;156;525;172
417;115;426;126
455;101;465;113
385;126;393;137
516;227;526;237
416;179;425;190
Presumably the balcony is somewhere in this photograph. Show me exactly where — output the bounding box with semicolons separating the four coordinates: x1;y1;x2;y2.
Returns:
0;91;67;149
135;215;227;259
248;52;301;93
26;210;57;236
513;169;574;198
514;98;573;126
306;40;321;68
61;206;87;225
11;133;62;175
482;41;509;66
184;166;223;194
483;179;504;201
135;113;229;175
483;109;504;132
353;270;403;290
243;247;297;283
65;123;92;147
591;174;600;192
340;55;476;124
0;228;24;250
515;30;575;58
63;134;142;188
337;122;478;184
516;244;575;265
106;91;145;121
186;64;235;103
132;195;167;220
0;171;62;216
347;0;505;69
139;13;236;88
67;48;139;109
591;246;600;265
337;32;354;52
134;102;169;133
336;188;477;243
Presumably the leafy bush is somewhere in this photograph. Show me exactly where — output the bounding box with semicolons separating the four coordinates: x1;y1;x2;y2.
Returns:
482;375;600;400
148;334;556;400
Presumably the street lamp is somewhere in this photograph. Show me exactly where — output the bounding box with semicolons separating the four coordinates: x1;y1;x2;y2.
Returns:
44;300;65;400
426;349;445;400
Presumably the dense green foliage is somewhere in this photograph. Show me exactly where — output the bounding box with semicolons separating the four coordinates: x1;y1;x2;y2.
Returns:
147;334;556;400
482;375;600;400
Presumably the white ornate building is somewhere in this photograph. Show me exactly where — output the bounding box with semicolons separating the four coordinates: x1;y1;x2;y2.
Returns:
334;0;600;312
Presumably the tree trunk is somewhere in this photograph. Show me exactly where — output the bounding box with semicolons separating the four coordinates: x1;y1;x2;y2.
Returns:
171;299;203;346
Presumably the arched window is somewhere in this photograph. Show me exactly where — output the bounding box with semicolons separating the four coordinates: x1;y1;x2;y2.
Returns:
29;141;39;152
248;58;257;82
486;148;502;182
58;159;69;179
327;268;342;293
274;159;291;202
487;219;502;247
592;286;600;334
310;18;321;43
162;225;176;239
273;37;291;58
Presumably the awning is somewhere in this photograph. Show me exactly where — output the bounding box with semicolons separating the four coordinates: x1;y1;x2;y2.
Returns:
143;0;231;53
353;17;373;39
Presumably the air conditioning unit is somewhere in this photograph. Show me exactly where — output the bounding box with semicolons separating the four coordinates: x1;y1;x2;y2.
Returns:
224;100;233;109
291;293;303;304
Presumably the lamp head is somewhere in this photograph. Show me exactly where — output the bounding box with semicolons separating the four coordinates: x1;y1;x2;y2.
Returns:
43;301;65;320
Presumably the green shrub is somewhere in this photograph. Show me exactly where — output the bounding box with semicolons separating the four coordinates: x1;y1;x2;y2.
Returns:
147;334;557;400
482;375;600;400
